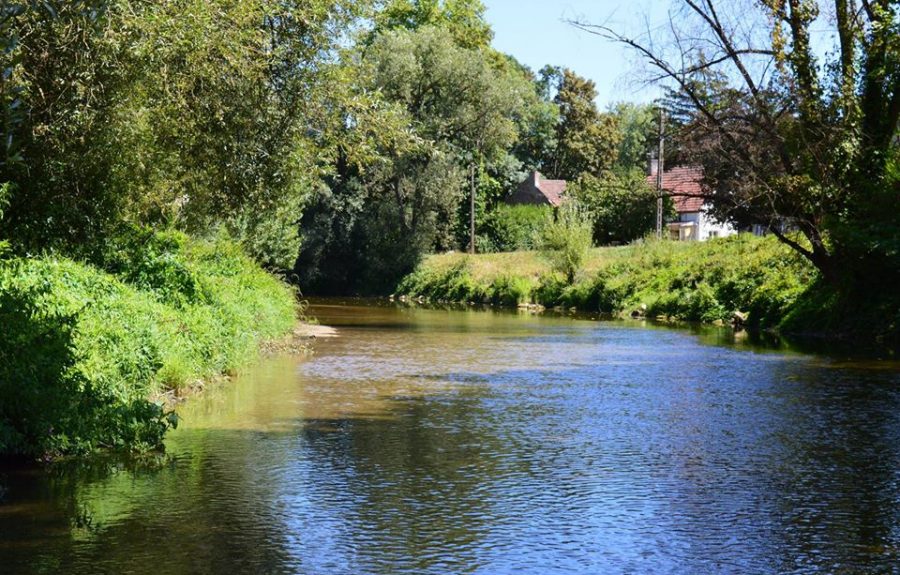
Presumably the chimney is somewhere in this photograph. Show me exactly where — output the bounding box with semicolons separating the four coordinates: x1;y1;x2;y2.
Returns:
533;171;541;186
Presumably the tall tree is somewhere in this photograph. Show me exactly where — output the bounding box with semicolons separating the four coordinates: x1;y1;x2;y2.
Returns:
609;102;656;170
0;2;24;174
574;0;900;287
297;25;538;292
0;1;133;254
0;0;364;266
549;69;621;180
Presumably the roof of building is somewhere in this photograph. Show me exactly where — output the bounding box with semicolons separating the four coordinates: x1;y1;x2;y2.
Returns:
537;176;567;207
646;166;705;213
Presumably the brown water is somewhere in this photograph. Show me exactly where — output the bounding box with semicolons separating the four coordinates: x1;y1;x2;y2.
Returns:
2;301;900;574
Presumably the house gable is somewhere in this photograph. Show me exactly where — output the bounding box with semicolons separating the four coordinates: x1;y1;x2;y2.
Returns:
646;166;705;215
507;171;567;207
647;165;736;241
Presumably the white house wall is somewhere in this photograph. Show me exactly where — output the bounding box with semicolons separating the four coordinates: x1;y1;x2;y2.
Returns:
672;205;737;241
698;205;737;240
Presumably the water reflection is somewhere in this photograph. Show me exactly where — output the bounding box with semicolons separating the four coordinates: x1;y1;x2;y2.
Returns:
1;302;899;574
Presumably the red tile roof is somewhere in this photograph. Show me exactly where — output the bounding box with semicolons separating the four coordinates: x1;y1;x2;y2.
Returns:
538;177;567;207
647;166;706;213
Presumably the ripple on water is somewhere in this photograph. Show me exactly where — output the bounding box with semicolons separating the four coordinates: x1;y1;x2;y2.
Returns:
1;304;899;574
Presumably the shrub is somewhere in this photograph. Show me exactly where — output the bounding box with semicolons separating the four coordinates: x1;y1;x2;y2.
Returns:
489;275;534;306
396;234;838;335
537;204;594;284
0;231;297;457
570;169;668;245
480;205;549;252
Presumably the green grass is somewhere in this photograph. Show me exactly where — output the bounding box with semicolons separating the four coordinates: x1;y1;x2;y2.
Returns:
0;229;298;457
397;235;821;331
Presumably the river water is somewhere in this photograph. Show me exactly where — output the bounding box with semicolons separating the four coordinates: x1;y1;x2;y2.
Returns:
2;301;900;574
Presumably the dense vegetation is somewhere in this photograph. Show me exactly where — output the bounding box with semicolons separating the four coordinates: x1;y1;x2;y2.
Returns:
397;235;878;336
0;231;297;457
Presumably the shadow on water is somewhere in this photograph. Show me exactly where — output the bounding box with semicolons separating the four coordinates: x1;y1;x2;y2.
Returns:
2;300;900;574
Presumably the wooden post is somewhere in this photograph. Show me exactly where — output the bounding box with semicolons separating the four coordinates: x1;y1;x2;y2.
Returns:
656;108;665;239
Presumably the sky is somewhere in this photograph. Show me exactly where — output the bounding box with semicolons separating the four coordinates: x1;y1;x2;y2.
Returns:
482;1;842;109
482;0;669;108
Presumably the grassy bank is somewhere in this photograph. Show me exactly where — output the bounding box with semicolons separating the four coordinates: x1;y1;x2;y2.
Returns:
397;235;867;336
0;230;298;458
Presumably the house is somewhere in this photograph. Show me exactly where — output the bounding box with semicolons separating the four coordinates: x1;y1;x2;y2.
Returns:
647;164;736;241
506;171;567;207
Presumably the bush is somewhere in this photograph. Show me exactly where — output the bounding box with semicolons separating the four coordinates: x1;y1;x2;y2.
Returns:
480;205;549;252
396;234;833;334
537;204;594;284
570;169;667;245
489;275;534;306
0;231;297;457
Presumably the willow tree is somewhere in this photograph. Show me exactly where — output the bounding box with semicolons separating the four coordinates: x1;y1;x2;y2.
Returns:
576;1;899;288
296;25;543;292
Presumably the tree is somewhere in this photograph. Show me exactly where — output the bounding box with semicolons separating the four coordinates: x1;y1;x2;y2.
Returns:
506;59;560;174
122;0;363;268
655;64;733;168
537;202;593;284
549;69;621;180
0;0;364;267
0;1;134;255
572;168;663;245
296;25;538;292
574;0;900;288
609;102;656;170
0;2;25;250
0;2;24;174
374;0;493;48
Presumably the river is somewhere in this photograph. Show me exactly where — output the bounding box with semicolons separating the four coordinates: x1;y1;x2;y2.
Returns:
2;301;900;574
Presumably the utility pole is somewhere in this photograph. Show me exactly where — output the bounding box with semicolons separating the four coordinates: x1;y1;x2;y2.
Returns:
656;108;666;239
469;161;476;254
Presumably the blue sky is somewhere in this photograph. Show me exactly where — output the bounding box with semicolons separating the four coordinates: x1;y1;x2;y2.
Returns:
482;0;668;108
482;1;841;109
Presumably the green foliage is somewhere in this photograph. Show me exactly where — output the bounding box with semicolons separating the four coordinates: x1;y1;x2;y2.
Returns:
781;279;900;344
0;0;359;262
549;69;622;180
368;25;527;155
394;235;869;337
571;168;664;245
537;204;594;284
609;102;656;170
374;0;493;48
0;181;10;255
395;257;537;305
396;259;484;302
297;24;548;293
0;1;135;253
488;274;534;306
0;232;297;457
480;204;549;252
0;2;24;172
101;228;207;307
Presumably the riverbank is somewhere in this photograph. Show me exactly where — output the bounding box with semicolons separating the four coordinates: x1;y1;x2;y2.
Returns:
0;230;299;458
396;235;898;343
